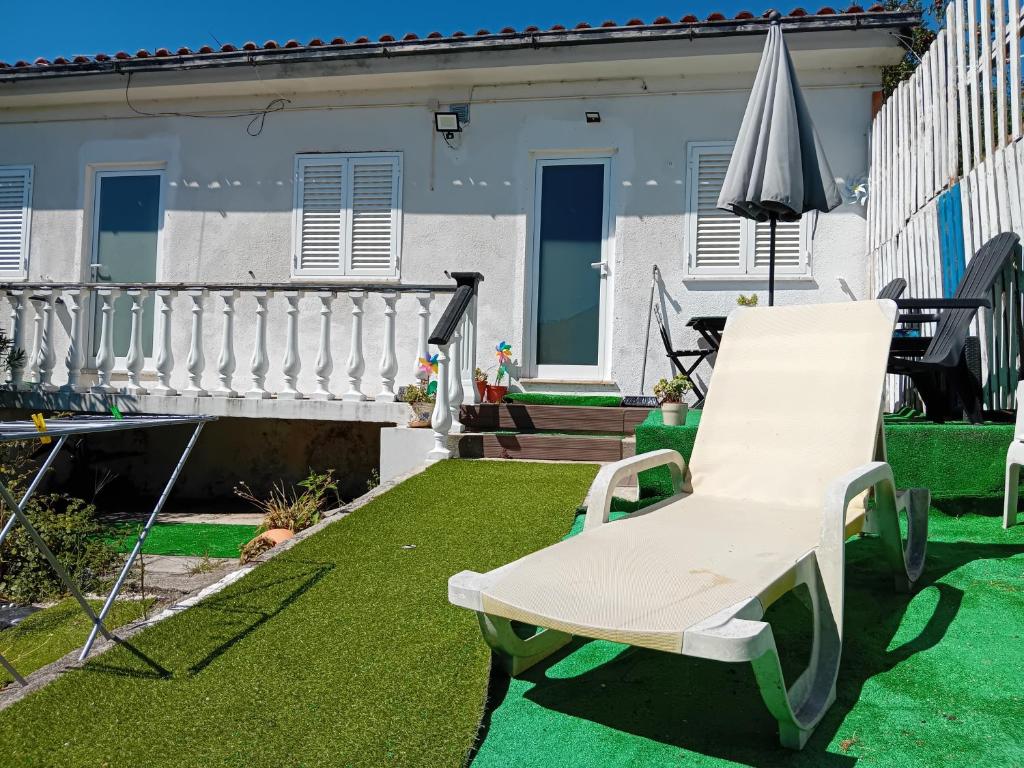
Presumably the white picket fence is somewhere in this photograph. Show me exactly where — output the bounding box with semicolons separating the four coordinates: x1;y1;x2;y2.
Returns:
867;0;1024;410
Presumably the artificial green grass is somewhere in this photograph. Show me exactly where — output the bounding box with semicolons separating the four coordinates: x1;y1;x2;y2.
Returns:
503;393;624;408
0;461;598;768
471;503;1024;767
103;522;260;559
1;599;153;687
634;408;1014;499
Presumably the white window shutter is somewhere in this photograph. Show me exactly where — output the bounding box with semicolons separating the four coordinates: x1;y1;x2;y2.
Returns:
295;158;346;274
346;155;400;276
0;167;32;278
752;218;805;273
688;146;743;274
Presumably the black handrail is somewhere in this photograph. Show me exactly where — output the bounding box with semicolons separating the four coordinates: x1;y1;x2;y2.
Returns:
0;281;457;294
429;272;484;346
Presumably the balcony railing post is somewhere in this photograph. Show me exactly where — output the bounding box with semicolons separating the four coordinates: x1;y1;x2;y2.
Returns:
343;291;367;402
124;288;149;395
183;289;209;397
377;292;399;402
152;289;177;397
92;287;117;394
27;294;44;387
36;289;57;392
279;291;303;399
312;291;335;400
414;292;433;383
448;323;464;432
429;343;452;460
6;289;26;388
461;295;479;405
245;290;271;399
62;288;87;393
214;290;239;398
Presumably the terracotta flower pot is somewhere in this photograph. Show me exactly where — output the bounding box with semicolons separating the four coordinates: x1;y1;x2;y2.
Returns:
485;385;508;403
475;380;487;401
258;528;295;546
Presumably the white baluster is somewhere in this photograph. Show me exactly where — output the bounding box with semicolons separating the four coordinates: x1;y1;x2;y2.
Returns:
461;295;480;405
377;292;398;402
246;290;271;399
6;289;26;388
36;290;57;392
152;289;177;396
429;343;452;460
448;324;464;433
279;291;303;399
343;291;367;402
183;289;209;397
124;289;148;395
92;288;117;394
312;291;335;400
414;292;433;383
62;288;87;393
213;290;239;397
28;295;44;386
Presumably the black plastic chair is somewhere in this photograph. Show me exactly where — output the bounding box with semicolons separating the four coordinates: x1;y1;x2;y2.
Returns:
655;304;713;407
877;278;907;301
888;232;1021;423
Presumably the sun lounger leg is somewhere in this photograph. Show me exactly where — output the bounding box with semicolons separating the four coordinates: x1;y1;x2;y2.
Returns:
1003;442;1024;528
876;483;928;592
749;557;840;750
477;613;572;676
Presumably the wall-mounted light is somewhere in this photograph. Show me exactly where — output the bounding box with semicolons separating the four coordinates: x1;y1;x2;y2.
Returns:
585;111;601;123
435;111;462;140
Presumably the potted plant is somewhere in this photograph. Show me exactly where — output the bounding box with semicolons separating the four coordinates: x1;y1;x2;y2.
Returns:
737;293;759;307
402;382;435;427
474;367;488;402
653;374;692;426
485;342;512;403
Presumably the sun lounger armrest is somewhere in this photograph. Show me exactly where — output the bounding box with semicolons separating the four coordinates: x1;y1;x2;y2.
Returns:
1015;381;1024;439
584;449;687;531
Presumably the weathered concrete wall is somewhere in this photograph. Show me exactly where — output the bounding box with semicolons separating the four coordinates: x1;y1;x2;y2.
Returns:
0;56;881;397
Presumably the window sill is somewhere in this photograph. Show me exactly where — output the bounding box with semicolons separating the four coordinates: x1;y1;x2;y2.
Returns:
683;274;816;283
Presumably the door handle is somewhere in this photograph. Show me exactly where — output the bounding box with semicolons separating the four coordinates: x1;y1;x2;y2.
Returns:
590;261;609;277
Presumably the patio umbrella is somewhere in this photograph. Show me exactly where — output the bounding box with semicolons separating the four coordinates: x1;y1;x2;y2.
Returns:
717;10;841;305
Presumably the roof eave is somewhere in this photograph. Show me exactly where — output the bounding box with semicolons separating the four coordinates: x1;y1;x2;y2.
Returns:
0;12;921;85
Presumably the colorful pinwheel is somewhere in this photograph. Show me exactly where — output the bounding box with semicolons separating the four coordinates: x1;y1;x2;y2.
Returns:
417;354;438;377
495;341;512;365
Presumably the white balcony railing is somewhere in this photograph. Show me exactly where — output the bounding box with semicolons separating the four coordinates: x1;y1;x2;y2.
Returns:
0;275;482;456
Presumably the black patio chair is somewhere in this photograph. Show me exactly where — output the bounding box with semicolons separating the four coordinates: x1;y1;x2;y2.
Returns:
655;304;713;407
888;232;1021;423
877;278;907;301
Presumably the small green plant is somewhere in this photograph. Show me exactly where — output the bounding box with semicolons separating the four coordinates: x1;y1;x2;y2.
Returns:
653;374;693;404
474;367;487;384
737;293;759;307
366;468;380;493
400;383;435;405
0;326;25;378
235;469;338;536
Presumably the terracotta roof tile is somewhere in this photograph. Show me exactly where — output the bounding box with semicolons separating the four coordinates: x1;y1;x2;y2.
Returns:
5;7;915;74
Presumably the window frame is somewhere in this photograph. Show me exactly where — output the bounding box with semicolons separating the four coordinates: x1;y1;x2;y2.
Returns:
684;141;811;280
291;151;403;280
0;165;34;280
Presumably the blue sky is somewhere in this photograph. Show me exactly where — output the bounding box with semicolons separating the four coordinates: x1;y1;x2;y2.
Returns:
2;1;768;62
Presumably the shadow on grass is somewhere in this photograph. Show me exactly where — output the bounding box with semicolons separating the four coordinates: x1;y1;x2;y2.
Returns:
85;560;333;681
503;536;1022;767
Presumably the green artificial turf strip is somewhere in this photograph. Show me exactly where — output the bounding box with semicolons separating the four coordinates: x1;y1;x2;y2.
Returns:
471;504;1024;767
0;460;598;768
503;393;624;408
103;522;260;558
634;408;1014;499
1;599;153;687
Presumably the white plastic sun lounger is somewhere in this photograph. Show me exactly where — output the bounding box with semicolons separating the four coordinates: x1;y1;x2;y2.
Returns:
1002;381;1024;528
449;300;929;750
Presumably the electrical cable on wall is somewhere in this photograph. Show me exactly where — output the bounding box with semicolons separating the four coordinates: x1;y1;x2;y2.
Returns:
122;69;291;136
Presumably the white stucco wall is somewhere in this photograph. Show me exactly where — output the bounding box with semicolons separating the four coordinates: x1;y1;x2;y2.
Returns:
0;50;881;398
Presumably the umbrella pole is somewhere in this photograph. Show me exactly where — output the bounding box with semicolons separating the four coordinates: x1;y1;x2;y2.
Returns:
768;213;777;306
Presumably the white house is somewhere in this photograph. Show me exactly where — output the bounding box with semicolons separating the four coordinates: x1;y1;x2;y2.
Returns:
0;7;916;435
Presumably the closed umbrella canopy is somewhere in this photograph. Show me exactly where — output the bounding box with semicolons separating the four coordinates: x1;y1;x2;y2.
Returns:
718;11;842;303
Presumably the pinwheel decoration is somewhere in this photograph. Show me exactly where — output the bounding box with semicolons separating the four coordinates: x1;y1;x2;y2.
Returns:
494;341;512;384
417;354;438;378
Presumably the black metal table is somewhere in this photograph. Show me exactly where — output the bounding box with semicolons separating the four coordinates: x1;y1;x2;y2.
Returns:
686;315;727;352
